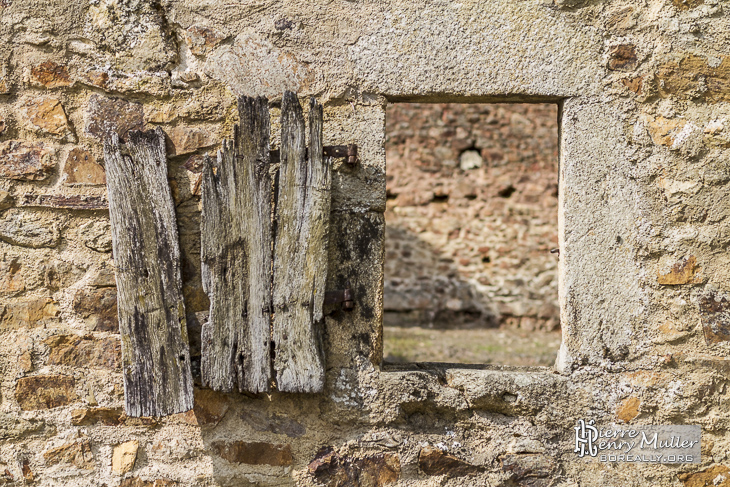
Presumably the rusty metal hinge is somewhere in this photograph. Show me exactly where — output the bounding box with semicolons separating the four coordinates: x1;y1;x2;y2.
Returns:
324;286;354;311
270;144;358;166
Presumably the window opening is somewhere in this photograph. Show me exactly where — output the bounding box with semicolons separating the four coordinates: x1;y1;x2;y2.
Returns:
383;102;560;366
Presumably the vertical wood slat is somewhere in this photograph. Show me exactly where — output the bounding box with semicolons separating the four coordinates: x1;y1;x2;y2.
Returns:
200;96;272;393
104;127;194;417
273;92;331;393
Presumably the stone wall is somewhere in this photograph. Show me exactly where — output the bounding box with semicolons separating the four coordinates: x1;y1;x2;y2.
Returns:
0;1;729;486
384;102;560;330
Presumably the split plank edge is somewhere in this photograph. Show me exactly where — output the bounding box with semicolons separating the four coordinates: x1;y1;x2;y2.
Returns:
272;92;331;393
200;96;273;393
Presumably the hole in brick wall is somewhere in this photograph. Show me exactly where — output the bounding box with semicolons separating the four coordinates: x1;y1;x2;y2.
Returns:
382;102;561;367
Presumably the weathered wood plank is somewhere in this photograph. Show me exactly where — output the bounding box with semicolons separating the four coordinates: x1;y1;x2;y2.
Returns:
200;96;272;393
103;127;194;417
272;93;331;392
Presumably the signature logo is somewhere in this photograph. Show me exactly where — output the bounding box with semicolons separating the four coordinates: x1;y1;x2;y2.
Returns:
574;419;598;457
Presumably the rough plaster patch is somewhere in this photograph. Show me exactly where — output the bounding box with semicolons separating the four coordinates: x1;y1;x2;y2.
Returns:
204;33;310;98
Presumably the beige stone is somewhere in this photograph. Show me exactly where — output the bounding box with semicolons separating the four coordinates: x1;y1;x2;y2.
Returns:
1;297;59;330
16;375;77;410
0;62;9;94
63;148;106;185
165;125;216;156
20;97;70;136
184;26;227;56
616;396;641;422
657;256;703;285
0;257;24;295
646;116;686;147
85;94;144;141
0;141;55;180
73;287;118;332
0;210;60;248
30;61;72;88
145;105;177;124
44;335;121;369
43;440;94;469
112;440;139;474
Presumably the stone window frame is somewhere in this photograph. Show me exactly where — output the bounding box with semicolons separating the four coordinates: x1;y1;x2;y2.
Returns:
373;96;567;374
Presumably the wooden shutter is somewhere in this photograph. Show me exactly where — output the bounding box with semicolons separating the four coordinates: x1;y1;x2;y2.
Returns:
104;127;194;417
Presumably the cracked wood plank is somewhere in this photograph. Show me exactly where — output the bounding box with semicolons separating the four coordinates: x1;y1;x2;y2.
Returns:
272;93;331;393
200;96;272;393
104;127;194;417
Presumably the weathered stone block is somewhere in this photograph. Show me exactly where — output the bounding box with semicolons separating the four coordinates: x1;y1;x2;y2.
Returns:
75;70;109;90
63;148;105;185
418;446;481;476
112;440;138;474
678;465;730;487
43;439;94;469
71;407;124;426
616;396;641;422
657;256;702;285
0;412;46;440
165;125;216;156
240;408;306;438
90;264;116;288
211;441;293;466
608;44;637;71
0;211;60;248
145;105;177;124
0;257;24;295
85;95;144;141
119;478;177;487
73;287;118;332
644;116;686;147
87;0;177;72
183;26;227;56
0;297;59;329
0;141;55;180
501;454;556;486
204;33;311;98
700;291;730;344
43;260;86;292
79;220;112;252
189;389;231;426
656;54;730;103
30;61;72;88
44;335;121;369
0;190;12;211
671;0;704;10
308;448;400;486
20;97;71;137
16;375;78;410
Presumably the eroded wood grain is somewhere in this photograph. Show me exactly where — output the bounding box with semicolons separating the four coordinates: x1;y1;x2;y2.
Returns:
272;93;331;393
200;96;272;393
104;127;194;417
